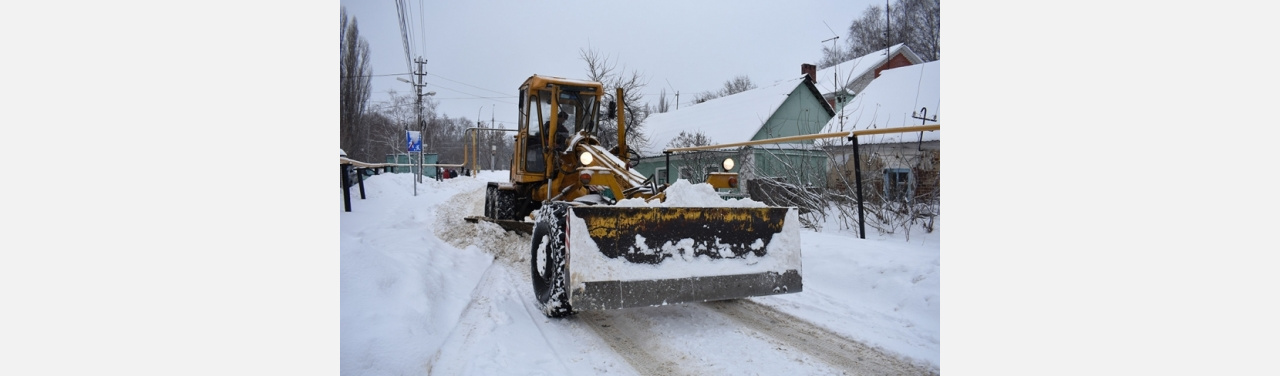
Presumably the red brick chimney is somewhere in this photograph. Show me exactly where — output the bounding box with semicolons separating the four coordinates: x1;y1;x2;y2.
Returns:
801;63;817;84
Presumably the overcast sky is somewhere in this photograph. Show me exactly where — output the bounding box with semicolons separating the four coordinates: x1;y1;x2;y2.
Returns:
340;0;880;126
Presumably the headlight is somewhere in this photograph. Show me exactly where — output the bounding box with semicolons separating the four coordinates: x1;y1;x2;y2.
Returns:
579;152;594;166
722;158;735;171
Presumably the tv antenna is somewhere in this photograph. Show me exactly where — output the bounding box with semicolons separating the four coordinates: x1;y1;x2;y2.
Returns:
822;21;843;130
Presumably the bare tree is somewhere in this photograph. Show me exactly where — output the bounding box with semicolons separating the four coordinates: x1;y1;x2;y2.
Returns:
835;0;941;63
739;146;831;230
580;47;650;152
719;75;757;96
689;75;758;104
655;88;670;113
665;131;724;183
847;5;889;59
813;133;939;240
340;6;373;161
370;89;415;162
900;0;940;62
818;43;857;69
361;112;399;162
692;90;719;104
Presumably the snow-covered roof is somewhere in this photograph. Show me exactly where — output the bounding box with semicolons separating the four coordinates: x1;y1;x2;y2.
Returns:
821;60;940;144
639;77;814;156
813;43;921;96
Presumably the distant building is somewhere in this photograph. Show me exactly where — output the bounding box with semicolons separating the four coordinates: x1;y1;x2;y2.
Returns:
810;43;924;113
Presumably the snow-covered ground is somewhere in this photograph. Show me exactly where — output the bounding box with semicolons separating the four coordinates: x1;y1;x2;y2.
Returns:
340;171;940;375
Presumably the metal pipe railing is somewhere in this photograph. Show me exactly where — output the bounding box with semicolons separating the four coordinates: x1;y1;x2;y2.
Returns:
663;124;940;153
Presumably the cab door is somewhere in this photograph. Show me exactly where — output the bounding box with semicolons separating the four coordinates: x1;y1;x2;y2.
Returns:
514;86;554;183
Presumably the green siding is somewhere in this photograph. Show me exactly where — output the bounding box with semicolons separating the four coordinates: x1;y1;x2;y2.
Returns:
748;148;828;188
750;85;833;142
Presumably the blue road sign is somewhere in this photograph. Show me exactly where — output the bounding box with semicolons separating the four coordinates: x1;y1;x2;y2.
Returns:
407;131;422;152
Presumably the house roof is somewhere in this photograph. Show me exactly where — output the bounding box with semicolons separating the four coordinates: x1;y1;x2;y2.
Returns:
814;43;921;96
638;76;830;156
820;60;940;144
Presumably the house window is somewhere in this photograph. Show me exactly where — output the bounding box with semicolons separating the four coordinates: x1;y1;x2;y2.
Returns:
680;167;693;180
656;167;668;185
884;168;914;201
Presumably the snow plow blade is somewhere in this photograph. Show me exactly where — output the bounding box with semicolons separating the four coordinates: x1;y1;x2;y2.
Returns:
565;206;802;310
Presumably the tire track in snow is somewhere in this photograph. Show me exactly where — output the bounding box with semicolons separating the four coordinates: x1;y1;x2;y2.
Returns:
704;300;939;375
579;310;691;376
502;244;686;375
428;261;579;375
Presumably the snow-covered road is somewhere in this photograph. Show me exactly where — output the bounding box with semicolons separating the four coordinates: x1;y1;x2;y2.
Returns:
340;171;940;375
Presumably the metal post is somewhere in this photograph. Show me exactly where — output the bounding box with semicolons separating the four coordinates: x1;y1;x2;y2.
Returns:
341;164;352;212
664;151;671;185
472;127;478;176
357;168;367;199
849;136;866;239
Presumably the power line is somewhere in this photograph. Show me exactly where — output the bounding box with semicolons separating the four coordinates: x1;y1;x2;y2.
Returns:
394;0;414;73
427;73;510;97
426;83;517;105
343;72;411;78
418;0;426;63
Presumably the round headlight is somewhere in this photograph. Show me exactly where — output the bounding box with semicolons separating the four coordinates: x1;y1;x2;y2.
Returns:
579;152;594;166
722;158;735;171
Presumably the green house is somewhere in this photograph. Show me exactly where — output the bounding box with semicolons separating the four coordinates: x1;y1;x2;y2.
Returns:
634;76;835;197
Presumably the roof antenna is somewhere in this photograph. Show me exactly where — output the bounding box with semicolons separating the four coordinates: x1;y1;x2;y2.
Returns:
822;21;843;131
885;0;891;57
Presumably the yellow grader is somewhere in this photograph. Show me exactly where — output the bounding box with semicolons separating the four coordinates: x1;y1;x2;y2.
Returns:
469;75;802;317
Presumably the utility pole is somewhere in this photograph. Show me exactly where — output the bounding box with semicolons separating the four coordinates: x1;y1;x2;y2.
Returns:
665;79;679;111
399;58;431;184
413;58;428;183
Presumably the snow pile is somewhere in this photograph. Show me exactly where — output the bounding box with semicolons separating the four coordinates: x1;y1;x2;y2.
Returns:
615;179;766;208
340;173;496;376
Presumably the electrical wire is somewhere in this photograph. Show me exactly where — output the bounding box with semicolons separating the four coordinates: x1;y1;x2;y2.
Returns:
427;73;511;97
394;0;415;73
343;72;411;78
